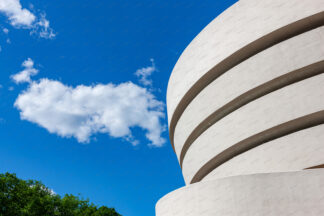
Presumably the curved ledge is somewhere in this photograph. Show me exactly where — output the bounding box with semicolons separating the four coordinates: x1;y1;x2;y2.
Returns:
179;61;324;167
190;110;324;184
169;11;324;152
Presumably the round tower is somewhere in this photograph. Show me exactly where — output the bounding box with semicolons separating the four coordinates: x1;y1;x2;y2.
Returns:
156;0;324;215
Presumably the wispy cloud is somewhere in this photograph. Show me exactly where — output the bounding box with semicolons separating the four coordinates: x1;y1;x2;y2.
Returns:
135;59;157;86
0;0;55;39
2;27;9;34
32;14;55;39
11;58;38;84
14;60;166;147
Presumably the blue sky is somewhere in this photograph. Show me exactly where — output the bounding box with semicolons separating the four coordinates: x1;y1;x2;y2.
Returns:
0;0;237;215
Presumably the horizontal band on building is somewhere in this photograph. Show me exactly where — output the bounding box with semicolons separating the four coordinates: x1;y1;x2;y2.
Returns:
169;11;324;153
179;61;324;168
190;110;324;183
305;164;324;169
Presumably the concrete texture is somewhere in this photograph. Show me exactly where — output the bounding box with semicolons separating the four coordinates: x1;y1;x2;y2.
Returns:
204;124;324;181
156;170;324;216
183;74;324;184
157;0;324;215
167;0;324;123
173;27;324;158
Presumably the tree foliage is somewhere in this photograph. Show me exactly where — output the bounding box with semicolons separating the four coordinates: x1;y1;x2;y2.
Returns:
0;173;121;216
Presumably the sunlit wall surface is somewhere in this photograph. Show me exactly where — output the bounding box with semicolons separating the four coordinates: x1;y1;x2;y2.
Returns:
157;0;324;215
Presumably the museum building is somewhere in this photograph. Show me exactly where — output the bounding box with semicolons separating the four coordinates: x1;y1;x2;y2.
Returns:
156;0;324;215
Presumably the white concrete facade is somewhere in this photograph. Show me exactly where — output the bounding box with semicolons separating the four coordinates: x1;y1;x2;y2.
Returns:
167;0;324;122
157;170;324;216
157;0;324;215
174;27;324;159
204;124;324;181
183;74;324;183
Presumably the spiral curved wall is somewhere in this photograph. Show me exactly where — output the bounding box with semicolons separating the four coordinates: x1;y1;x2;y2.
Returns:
156;0;324;215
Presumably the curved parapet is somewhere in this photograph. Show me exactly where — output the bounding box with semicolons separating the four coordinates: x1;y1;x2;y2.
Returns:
156;170;324;216
166;0;324;184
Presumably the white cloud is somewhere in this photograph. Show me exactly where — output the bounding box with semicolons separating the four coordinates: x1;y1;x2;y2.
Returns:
0;0;35;27
14;79;166;147
2;27;9;34
0;0;55;39
49;188;56;195
30;184;56;195
11;58;39;84
135;59;157;86
30;13;55;39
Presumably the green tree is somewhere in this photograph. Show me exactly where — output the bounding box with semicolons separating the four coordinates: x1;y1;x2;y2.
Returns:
0;173;121;216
